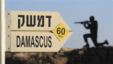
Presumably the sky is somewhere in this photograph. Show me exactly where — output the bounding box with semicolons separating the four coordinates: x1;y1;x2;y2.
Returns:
6;0;113;48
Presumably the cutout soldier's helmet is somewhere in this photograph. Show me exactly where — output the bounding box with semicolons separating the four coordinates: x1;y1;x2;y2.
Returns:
90;16;95;21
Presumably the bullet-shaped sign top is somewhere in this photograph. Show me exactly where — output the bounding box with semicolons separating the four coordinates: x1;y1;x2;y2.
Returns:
8;11;72;52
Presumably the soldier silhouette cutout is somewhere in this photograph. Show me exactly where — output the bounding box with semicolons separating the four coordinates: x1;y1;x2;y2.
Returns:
75;16;109;48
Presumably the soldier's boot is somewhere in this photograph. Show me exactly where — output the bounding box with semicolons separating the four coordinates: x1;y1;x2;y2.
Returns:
97;40;109;47
104;40;109;45
83;44;89;48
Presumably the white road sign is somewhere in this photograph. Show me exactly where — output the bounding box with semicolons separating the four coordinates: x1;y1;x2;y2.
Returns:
8;11;72;52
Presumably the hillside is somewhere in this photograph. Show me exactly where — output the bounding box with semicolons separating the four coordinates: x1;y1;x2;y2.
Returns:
6;46;113;64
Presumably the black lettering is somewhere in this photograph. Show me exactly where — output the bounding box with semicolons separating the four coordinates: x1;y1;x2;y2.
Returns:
44;36;47;48
18;15;25;29
31;36;35;47
26;15;36;27
26;36;30;47
40;36;43;47
37;16;44;27
35;36;39;47
48;36;52;48
46;16;51;27
16;35;52;48
16;36;20;47
21;36;25;47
